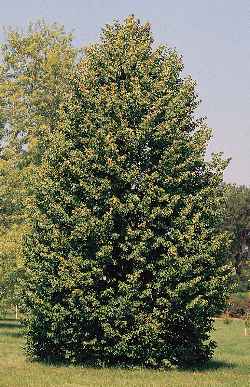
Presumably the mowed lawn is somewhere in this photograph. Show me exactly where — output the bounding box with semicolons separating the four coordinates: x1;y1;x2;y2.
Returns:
0;319;249;387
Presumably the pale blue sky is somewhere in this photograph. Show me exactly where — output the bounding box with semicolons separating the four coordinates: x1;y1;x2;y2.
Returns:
1;0;249;185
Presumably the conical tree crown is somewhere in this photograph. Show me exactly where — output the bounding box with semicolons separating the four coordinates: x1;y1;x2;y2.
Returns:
23;17;231;367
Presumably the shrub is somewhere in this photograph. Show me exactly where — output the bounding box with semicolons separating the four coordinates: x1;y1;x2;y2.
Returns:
22;16;232;368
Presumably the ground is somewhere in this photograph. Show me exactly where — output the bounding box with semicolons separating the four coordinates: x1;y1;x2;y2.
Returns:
0;318;249;387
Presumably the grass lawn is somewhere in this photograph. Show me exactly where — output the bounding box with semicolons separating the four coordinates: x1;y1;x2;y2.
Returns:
0;318;249;387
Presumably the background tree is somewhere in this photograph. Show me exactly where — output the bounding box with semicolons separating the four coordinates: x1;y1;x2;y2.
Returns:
23;16;232;367
0;148;28;314
222;184;250;291
0;21;78;313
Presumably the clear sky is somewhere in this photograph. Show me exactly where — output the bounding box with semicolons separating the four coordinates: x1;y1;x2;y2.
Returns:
1;0;249;185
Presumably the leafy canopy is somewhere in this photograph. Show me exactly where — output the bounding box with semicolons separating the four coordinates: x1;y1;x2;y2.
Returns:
0;21;77;311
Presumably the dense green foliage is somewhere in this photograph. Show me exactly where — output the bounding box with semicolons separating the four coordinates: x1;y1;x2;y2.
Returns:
222;184;250;291
0;22;77;311
22;17;232;367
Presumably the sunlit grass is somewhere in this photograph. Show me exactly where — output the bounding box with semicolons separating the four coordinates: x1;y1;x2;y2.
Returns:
0;318;249;386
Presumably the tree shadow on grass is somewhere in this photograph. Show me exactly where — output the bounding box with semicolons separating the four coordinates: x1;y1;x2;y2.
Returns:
0;320;21;329
0;320;22;338
32;357;236;373
181;359;236;373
